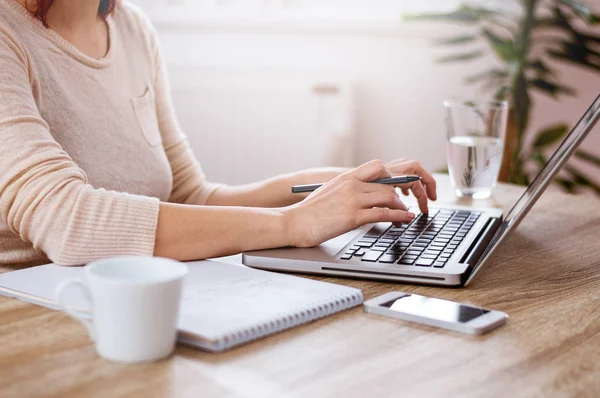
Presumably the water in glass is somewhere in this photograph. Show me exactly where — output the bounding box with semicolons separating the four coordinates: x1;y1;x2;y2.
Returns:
447;136;504;199
444;99;508;199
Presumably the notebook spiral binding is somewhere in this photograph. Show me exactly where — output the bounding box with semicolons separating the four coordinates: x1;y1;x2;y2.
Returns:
216;290;364;351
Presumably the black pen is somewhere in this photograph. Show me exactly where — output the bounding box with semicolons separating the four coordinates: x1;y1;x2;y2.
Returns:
291;175;422;194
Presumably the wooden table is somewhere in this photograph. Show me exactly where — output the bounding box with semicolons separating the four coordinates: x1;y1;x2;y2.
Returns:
2;175;600;398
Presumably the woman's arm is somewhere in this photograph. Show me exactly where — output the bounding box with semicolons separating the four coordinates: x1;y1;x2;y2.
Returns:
205;167;348;208
206;158;439;210
154;204;287;261
148;15;221;206
154;160;416;261
0;33;160;266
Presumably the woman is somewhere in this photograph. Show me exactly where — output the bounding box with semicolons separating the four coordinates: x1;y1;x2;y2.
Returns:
0;0;437;267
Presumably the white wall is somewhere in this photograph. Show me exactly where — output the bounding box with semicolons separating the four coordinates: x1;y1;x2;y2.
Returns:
154;21;600;190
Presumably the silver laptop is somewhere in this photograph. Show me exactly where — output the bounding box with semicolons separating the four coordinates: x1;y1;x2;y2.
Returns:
243;95;600;287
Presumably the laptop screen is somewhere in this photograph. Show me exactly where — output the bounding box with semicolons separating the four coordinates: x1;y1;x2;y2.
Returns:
504;95;600;230
466;94;600;285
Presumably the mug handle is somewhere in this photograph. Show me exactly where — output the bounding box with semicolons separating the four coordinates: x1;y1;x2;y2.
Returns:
55;278;95;341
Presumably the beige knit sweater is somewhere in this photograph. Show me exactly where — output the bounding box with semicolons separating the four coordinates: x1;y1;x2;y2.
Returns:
0;1;219;267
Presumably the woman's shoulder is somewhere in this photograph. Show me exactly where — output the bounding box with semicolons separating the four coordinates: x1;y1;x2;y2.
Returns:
113;2;157;39
0;3;30;66
112;1;162;61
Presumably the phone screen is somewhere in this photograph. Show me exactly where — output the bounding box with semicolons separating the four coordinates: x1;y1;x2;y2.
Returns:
380;294;489;323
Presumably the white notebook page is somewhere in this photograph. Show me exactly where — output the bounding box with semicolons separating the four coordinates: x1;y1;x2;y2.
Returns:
0;259;363;351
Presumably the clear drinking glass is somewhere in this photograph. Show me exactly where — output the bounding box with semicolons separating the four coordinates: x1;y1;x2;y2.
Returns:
444;99;509;199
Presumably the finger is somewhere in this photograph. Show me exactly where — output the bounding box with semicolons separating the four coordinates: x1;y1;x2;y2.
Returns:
385;158;408;172
401;187;410;196
358;183;408;210
407;180;429;214
357;207;416;226
349;160;392;182
358;181;398;194
360;191;408;211
404;160;437;201
386;159;437;201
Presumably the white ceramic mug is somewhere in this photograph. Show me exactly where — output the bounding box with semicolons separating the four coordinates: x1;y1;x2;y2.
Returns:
55;257;188;364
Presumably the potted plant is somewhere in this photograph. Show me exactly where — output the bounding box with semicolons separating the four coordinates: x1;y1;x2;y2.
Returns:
406;0;600;194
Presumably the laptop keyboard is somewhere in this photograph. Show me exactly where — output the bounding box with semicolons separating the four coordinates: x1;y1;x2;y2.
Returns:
340;208;480;268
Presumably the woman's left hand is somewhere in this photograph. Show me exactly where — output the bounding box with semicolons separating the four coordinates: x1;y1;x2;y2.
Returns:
385;158;437;214
295;160;437;214
279;160;437;213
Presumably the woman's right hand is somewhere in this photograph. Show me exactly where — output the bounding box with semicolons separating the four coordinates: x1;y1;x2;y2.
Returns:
283;160;417;248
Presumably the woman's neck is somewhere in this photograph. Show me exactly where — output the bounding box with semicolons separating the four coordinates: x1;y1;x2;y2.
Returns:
47;0;103;31
20;0;102;29
19;0;109;59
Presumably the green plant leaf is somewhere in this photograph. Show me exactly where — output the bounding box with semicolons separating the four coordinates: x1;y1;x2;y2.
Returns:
574;150;600;167
403;6;502;24
523;6;599;40
556;40;600;58
547;48;600;72
481;29;517;62
494;86;510;101
533;124;569;148
546;24;600;70
465;69;509;84
529;78;576;98
434;34;479;46
513;170;531;186
565;166;600;195
578;32;600;44
554;177;577;193
530;151;548;167
527;59;555;75
435;50;486;63
534;17;559;27
556;0;599;24
549;7;600;45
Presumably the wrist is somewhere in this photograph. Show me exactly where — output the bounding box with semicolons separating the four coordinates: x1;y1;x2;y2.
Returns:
264;173;305;207
280;204;300;248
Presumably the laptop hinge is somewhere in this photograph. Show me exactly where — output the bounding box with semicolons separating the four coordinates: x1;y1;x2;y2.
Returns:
460;217;502;285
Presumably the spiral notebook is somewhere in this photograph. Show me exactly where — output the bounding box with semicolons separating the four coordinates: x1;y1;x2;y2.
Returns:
0;259;363;352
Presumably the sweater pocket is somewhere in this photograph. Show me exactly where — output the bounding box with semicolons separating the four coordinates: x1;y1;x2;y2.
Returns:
131;87;162;147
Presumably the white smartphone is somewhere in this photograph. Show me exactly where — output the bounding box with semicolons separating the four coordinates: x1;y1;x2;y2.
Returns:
364;291;507;335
